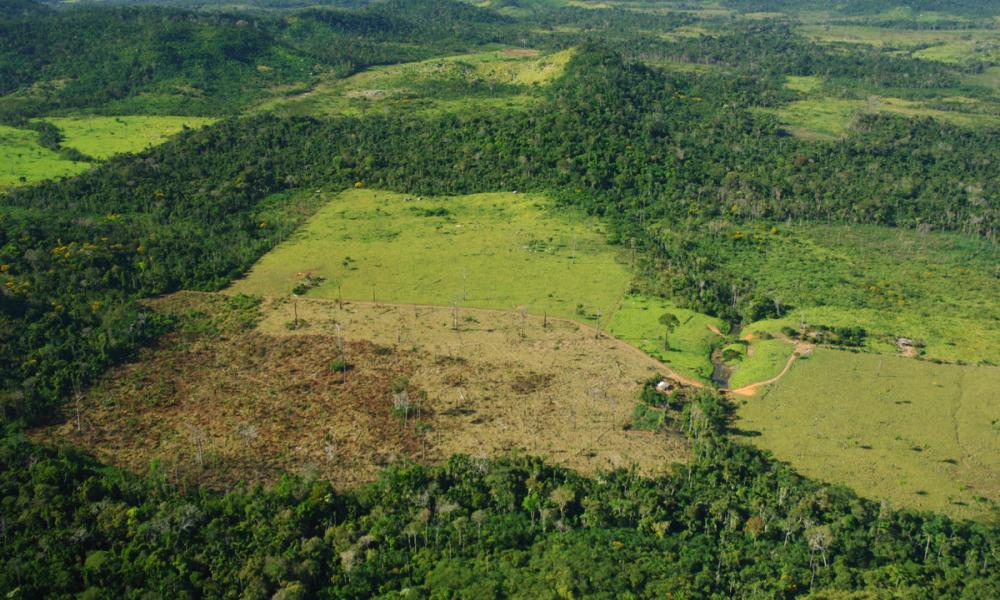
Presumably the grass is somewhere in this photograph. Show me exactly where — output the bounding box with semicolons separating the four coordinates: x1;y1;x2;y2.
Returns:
726;337;793;389
0;124;90;189
726;223;1000;365
42;115;215;159
764;95;1000;139
784;75;823;94
607;294;727;384
230;189;632;324
255;48;573;118
736;348;1000;519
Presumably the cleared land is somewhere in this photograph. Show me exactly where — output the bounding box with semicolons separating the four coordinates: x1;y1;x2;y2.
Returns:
256;48;573;118
230;189;632;324
0;124;90;189
724;223;1000;365
725;336;796;390
736;348;1000;519
607;294;726;384
765;94;1000;139
34;292;688;489
43;115;215;159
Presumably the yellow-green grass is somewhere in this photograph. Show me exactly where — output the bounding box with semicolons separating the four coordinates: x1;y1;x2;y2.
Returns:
764;96;1000;139
726;337;793;389
913;39;1000;64
736;348;1000;519
966;65;1000;92
0;125;90;189
785;75;823;94
799;24;998;48
731;223;999;365
256;48;573;118
230;189;632;323
43;115;216;159
607;294;727;384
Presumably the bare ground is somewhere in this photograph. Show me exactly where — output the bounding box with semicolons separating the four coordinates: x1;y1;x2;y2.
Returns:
34;292;689;490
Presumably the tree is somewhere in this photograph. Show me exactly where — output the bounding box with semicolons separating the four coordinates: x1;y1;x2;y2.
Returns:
659;312;680;350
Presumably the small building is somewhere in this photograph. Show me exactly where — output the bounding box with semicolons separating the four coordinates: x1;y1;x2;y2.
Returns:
655;380;674;394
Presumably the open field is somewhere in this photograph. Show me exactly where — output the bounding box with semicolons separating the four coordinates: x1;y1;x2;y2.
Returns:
43;115;216;159
230;189;632;324
0;124;90;189
607;294;726;384
34;292;688;489
725;336;795;390
799;24;1000;55
765;94;1000;139
725;223;1000;365
736;348;1000;519
256;48;573;118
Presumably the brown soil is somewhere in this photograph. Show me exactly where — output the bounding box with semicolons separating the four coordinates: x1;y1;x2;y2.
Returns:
34;292;689;490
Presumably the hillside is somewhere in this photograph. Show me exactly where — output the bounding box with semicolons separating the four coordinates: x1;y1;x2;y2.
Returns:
1;0;999;596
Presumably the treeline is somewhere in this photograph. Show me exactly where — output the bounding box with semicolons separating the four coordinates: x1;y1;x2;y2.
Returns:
639;21;968;91
0;0;544;118
723;0;1000;18
2;391;998;597
3;45;998;423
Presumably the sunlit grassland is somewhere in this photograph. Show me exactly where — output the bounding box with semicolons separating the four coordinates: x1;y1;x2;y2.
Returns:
726;338;792;389
230;189;632;323
43;115;216;159
727;224;1000;364
0;125;90;189
607;294;727;384
736;348;1000;519
765;92;1000;139
255;48;573;118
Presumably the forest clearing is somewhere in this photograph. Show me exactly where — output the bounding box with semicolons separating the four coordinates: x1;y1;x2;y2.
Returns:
35;292;689;489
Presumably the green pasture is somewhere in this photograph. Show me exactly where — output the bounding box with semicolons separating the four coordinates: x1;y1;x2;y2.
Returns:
726;337;792;389
737;348;1000;519
0;125;90;189
229;188;632;323
43;115;216;159
256;49;572;118
765;94;1000;139
728;223;1000;365
607;294;728;384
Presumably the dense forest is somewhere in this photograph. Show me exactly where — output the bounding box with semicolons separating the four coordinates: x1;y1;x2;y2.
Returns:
4;391;1000;597
1;0;999;596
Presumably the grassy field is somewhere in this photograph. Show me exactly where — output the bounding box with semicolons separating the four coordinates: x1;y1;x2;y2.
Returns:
725;337;793;389
726;223;1000;365
798;24;1000;54
230;189;632;323
607;294;727;384
43;115;215;159
256;48;573;118
736;348;1000;519
35;291;687;488
0;124;90;189
765;94;1000;139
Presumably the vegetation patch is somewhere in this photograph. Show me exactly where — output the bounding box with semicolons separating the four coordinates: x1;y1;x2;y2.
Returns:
725;337;793;389
736;348;1000;519
0;124;89;188
724;223;1000;365
42;115;216;159
256;48;573;118
766;95;1000;139
607;294;727;384
230;189;632;324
